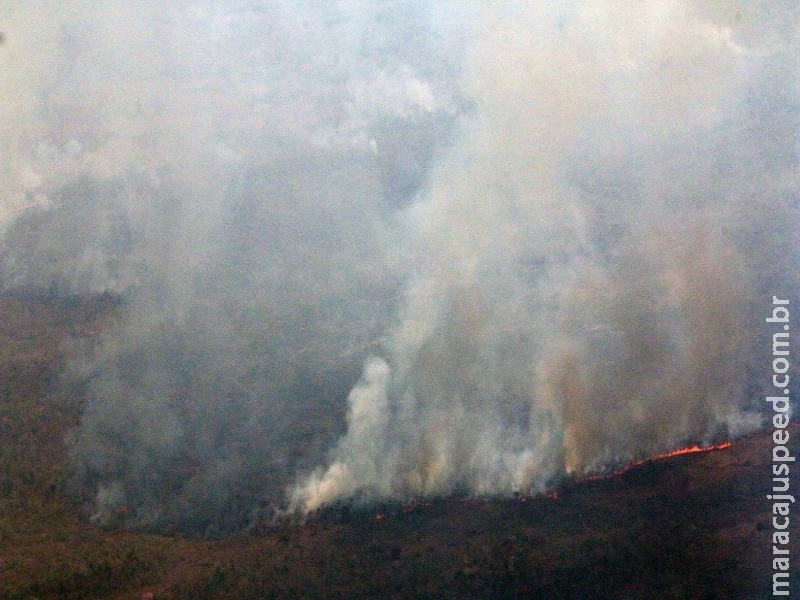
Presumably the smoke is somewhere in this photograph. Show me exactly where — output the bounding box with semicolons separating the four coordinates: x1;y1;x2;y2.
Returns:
288;0;800;513
0;1;797;533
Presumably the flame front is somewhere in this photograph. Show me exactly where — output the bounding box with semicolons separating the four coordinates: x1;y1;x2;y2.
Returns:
584;441;733;482
371;441;733;521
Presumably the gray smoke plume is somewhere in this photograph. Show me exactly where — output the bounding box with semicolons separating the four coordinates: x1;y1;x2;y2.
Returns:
288;0;800;513
0;1;797;533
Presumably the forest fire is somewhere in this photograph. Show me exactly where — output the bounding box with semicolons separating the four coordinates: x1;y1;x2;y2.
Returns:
582;441;734;483
371;441;734;520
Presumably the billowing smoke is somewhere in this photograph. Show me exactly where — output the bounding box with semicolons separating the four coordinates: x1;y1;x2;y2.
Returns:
1;1;797;534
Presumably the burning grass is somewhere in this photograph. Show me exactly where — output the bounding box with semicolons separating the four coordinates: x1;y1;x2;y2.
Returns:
0;295;796;599
581;441;735;483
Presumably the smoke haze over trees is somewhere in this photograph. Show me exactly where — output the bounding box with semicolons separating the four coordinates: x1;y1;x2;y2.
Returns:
0;1;797;535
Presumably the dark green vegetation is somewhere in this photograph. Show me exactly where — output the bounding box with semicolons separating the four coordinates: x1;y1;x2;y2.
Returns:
0;296;796;599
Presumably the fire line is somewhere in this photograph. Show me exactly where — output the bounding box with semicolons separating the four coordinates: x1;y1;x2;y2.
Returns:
371;441;734;520
582;441;734;483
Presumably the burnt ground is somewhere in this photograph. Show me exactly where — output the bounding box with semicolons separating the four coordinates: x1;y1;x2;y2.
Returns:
0;295;797;600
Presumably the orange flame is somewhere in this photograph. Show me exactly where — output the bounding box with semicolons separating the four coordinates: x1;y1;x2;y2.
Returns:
372;441;733;519
583;441;733;482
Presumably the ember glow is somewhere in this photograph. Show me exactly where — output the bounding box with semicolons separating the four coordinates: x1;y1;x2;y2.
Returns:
370;440;734;520
650;442;733;462
583;441;734;482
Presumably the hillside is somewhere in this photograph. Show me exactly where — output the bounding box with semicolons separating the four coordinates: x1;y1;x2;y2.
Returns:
0;295;797;600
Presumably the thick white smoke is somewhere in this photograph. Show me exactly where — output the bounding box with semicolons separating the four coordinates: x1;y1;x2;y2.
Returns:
289;0;800;514
0;1;797;532
1;0;468;535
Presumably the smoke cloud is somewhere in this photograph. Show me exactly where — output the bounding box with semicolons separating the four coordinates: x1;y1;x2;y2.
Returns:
289;0;800;513
1;1;797;533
